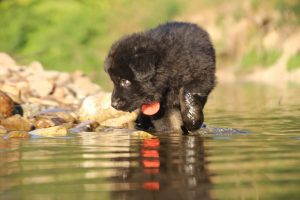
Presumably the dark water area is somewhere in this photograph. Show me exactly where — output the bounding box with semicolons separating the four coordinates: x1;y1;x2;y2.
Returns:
1;83;300;200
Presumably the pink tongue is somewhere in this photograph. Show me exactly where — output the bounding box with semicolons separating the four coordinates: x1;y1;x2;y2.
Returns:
141;102;160;116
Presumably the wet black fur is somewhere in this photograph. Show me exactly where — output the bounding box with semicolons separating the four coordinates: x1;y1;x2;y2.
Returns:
105;22;216;133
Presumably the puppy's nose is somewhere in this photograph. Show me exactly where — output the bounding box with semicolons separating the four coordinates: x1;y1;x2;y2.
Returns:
111;98;125;109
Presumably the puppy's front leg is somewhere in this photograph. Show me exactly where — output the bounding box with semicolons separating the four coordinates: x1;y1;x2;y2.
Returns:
179;88;207;133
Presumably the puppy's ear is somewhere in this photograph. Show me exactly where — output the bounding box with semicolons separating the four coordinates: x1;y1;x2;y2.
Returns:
130;50;160;81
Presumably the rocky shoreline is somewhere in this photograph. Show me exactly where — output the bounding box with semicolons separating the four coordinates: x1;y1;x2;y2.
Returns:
0;53;139;138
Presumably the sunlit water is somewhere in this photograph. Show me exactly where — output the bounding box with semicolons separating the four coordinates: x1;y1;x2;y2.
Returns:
1;83;300;200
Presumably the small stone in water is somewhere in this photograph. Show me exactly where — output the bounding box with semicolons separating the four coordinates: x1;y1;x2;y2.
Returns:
0;125;8;135
4;131;31;139
3;131;30;139
29;125;69;137
100;112;138;128
68;120;99;134
131;131;156;139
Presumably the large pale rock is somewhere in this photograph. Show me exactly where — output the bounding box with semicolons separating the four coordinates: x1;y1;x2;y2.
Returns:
79;93;120;121
0;90;14;118
79;93;138;127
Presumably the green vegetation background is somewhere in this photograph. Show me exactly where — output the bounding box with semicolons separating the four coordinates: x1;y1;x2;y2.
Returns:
0;0;184;89
0;0;299;89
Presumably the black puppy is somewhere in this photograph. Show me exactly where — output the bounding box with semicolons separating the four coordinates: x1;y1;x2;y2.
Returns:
105;22;216;133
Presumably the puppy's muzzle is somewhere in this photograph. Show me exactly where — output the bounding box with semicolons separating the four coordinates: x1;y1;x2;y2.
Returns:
111;98;126;110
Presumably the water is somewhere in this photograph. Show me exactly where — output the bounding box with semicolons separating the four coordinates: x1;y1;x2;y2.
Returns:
1;83;300;200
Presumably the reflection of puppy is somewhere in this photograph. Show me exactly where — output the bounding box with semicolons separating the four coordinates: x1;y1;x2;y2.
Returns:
104;22;216;133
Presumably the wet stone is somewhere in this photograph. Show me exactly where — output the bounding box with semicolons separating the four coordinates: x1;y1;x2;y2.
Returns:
0;125;8;135
29;124;70;137
68;120;99;134
100;112;138;128
34;116;67;129
0;114;33;131
3;131;30;139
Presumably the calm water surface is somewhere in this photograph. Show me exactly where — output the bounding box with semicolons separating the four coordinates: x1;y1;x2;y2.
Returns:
1;83;300;200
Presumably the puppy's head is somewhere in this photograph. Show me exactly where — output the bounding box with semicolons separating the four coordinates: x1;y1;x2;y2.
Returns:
104;33;164;112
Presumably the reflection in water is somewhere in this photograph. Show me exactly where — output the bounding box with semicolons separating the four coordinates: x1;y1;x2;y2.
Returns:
0;83;300;200
111;134;212;200
0;131;212;200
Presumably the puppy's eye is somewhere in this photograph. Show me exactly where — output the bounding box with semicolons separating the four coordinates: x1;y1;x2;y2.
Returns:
120;79;131;87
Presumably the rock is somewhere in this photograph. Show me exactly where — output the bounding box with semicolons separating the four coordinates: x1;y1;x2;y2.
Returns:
27;97;59;107
100;112;138;128
28;61;44;72
0;84;22;104
0;90;14;118
0;115;33;131
56;72;71;86
131;131;156;139
0;125;8;135
29;125;69;137
0;66;10;77
18;103;42;118
79;93;138;126
27;74;54;97
68;120;99;134
52;111;77;123
39;109;78;123
0;53;16;66
68;71;102;99
79;93;121;120
34;116;67;129
3;131;31;139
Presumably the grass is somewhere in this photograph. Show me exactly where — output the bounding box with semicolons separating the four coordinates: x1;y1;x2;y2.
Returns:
287;53;300;71
240;48;281;72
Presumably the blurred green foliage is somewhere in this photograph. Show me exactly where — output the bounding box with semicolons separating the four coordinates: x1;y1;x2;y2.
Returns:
0;0;183;89
240;48;281;72
287;53;300;71
0;0;299;88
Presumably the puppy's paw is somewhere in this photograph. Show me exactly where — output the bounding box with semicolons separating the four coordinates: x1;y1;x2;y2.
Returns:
179;88;205;133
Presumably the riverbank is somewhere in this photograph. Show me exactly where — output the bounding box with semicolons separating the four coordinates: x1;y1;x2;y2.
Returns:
178;1;300;84
0;53;140;138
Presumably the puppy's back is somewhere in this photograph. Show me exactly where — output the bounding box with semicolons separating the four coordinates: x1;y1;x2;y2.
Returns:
147;22;216;91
